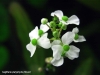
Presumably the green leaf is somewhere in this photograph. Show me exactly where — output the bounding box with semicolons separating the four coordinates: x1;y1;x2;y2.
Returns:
77;0;100;12
27;0;48;8
9;2;45;75
0;46;9;70
73;58;93;75
0;4;10;42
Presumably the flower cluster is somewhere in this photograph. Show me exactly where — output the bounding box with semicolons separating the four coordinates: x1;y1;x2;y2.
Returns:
26;10;86;67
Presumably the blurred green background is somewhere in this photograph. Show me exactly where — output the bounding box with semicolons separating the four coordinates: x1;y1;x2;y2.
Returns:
0;0;100;75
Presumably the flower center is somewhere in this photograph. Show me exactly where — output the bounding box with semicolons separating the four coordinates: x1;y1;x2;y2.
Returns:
38;29;44;36
62;16;68;21
31;39;37;45
74;33;79;40
61;45;70;56
63;45;70;51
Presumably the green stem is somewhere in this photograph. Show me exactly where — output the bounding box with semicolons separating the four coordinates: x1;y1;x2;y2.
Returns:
58;28;63;38
46;24;53;31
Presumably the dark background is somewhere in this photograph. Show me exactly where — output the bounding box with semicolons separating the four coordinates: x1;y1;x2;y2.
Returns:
0;0;100;75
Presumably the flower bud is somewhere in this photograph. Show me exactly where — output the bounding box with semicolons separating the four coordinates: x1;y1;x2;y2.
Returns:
41;18;48;24
62;16;68;21
53;31;58;38
61;24;67;30
74;34;79;40
38;29;44;36
58;22;62;28
31;39;37;45
53;16;59;22
50;21;56;27
45;57;53;64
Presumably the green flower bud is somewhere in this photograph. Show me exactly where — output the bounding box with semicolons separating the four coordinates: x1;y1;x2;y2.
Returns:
58;22;62;27
74;34;79;40
62;16;68;21
53;16;59;21
63;45;70;51
53;31;58;38
31;39;37;45
41;18;48;24
38;29;44;36
61;24;67;30
50;21;56;27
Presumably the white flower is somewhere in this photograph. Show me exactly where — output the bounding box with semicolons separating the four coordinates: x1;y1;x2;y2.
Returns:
72;27;86;42
26;26;51;57
51;32;80;66
51;10;80;25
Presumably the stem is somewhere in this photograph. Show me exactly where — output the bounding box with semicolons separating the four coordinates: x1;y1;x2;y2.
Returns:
58;28;63;37
46;24;53;31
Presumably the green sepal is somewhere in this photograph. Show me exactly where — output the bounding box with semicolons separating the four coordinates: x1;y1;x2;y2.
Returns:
74;33;79;40
61;50;66;56
31;39;38;45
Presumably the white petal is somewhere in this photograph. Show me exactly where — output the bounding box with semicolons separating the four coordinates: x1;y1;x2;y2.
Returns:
65;45;80;60
67;15;80;25
26;43;36;57
51;57;64;67
38;33;51;49
51;45;62;60
61;32;75;45
29;26;39;40
40;23;49;32
51;40;61;46
51;10;63;20
72;27;79;34
74;35;86;42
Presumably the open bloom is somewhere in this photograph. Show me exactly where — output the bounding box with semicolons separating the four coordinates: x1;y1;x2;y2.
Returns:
72;27;86;42
51;32;80;66
26;26;51;57
51;10;80;25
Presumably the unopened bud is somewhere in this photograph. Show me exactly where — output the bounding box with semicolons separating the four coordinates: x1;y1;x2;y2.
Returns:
45;57;53;64
41;18;48;24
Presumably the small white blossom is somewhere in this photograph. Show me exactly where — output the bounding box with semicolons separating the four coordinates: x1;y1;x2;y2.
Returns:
26;26;51;57
51;32;80;66
72;27;86;42
51;10;80;25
